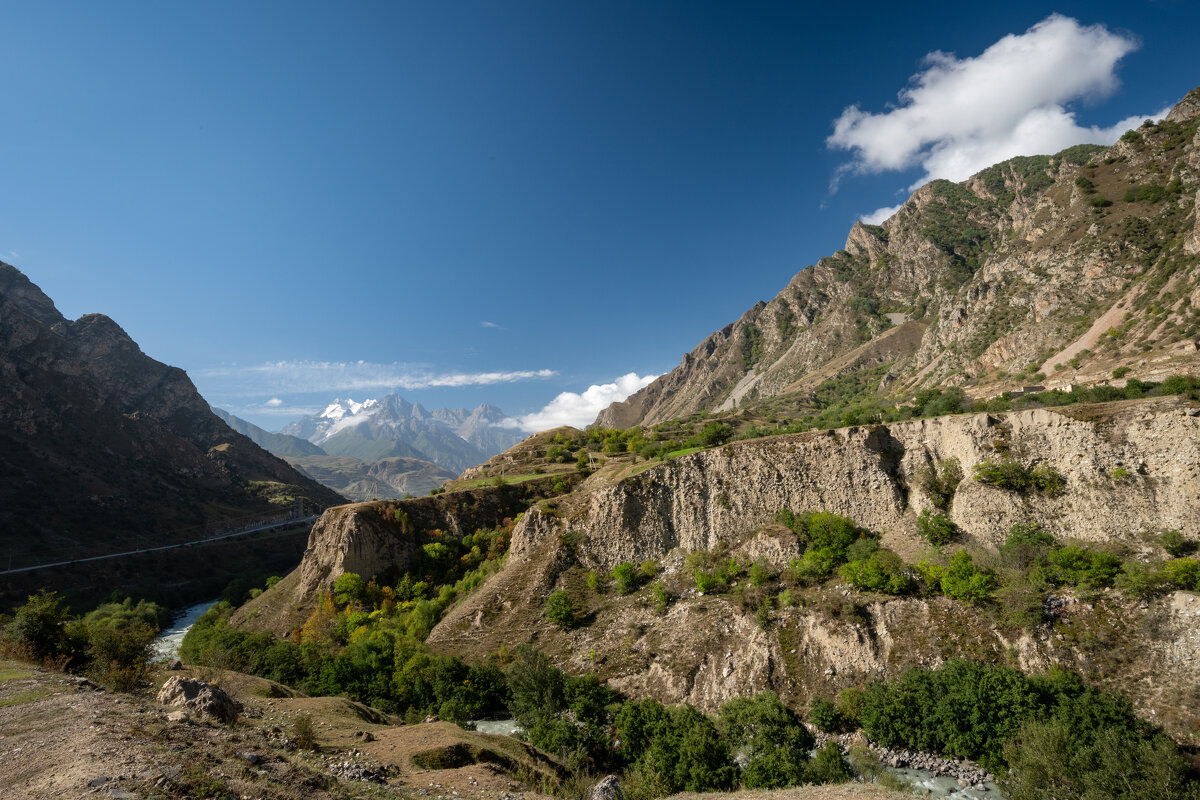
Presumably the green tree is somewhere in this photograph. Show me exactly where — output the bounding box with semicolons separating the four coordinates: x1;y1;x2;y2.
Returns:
9;591;69;661
332;572;367;606
544;591;577;629
719;692;813;788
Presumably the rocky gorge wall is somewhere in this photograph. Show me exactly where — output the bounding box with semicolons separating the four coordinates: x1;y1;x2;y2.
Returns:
244;398;1200;736
513;397;1200;570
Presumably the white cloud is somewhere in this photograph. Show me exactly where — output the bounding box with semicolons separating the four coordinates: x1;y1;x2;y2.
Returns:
502;372;658;433
194;360;556;396
265;397;283;407
828;15;1168;188
860;204;903;224
480;320;502;329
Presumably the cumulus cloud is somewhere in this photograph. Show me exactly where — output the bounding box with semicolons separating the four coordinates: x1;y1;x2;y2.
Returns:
194;360;556;396
501;372;658;434
265;397;283;407
860;204;904;224
828;14;1169;188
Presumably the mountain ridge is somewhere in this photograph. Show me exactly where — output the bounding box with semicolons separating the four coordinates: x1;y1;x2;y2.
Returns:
0;262;344;569
598;86;1200;428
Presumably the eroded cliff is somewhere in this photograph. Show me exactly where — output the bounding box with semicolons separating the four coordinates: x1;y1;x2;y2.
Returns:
266;398;1200;737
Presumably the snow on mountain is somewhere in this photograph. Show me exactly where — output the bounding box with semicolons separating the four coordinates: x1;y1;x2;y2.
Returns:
280;394;525;473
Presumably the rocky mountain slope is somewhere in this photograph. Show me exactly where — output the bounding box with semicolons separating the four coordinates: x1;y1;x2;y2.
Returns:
211;407;326;457
258;396;1200;740
213;408;457;500
0;263;344;569
283;395;523;473
599;86;1200;428
284;454;456;502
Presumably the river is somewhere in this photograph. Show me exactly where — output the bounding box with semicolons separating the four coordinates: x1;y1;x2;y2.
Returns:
151;599;216;661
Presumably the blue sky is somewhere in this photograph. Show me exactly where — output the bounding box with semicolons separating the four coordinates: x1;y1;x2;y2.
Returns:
2;2;1196;432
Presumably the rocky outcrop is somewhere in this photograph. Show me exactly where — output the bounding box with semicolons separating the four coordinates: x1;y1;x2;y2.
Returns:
599;85;1200;428
236;480;560;636
156;677;241;724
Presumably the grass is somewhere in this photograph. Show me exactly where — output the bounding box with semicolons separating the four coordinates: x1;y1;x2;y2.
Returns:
0;688;54;708
626;446;708;476
0;661;35;682
453;473;553;490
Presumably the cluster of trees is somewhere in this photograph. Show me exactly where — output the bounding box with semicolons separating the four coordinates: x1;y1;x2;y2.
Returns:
842;660;1195;798
0;593;166;691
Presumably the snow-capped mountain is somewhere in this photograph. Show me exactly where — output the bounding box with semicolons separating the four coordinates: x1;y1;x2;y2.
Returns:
280;394;523;473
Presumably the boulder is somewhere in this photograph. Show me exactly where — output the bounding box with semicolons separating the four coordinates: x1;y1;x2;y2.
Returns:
588;775;622;800
156;676;241;724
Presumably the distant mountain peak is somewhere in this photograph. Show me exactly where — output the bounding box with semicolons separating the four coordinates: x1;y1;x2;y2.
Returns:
320;397;379;421
280;393;525;473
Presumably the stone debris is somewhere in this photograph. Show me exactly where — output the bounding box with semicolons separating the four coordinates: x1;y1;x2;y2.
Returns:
156;676;242;724
588;774;622;800
325;757;392;783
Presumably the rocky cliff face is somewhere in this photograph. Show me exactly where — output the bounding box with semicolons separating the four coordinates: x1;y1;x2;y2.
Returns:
271;397;1200;735
233;479;562;636
599;86;1200;428
511;398;1200;574
0;263;343;567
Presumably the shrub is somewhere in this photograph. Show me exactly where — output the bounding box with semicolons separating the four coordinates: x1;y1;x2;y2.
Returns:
837;687;865;728
612;563;639;594
939;552;995;603
840;549;914;595
695;569;722;594
1116;560;1170;599
1001;718;1193;800
999;523;1056;568
755;597;773;630
1047;546;1122;589
791;549;837;583
1160;558;1200;591
292;713;318;750
1160;529;1195;557
858;660;1040;772
544;591;577;629
7;591;70;662
917;510;958;546
586;569;605;593
805;741;852;784
749;558;773;587
697;422;734;447
333;572;367;606
809;696;844;733
651;582;669;614
84;619;156;692
1030;464;1066;496
973;458;1032;491
919;458;964;511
